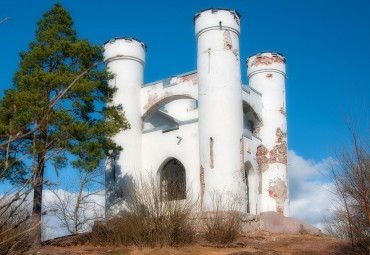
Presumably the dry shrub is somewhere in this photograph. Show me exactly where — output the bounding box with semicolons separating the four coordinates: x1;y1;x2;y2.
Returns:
0;201;32;255
90;174;197;248
202;192;242;244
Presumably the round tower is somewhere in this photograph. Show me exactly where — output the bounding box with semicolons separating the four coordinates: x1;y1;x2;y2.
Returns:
246;52;289;216
104;37;146;214
194;8;247;211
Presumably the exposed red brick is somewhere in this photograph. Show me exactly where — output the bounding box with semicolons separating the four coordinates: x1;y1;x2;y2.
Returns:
251;56;284;67
268;179;288;215
266;73;273;78
180;73;198;86
200;165;205;208
269;143;287;165
256;128;288;194
276;128;287;143
280;107;286;117
253;127;261;136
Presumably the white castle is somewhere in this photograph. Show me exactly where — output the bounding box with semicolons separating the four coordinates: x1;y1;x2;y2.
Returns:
104;8;289;217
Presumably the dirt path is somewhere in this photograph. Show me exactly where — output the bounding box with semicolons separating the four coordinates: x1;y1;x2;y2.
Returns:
36;232;349;255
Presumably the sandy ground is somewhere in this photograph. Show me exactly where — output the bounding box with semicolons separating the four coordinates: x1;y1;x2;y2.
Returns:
35;232;349;255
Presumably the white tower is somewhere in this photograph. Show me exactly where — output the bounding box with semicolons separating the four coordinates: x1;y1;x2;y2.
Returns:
246;52;289;216
104;37;146;214
194;9;247;211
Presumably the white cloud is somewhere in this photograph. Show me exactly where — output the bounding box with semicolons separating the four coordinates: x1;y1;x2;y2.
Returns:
288;150;335;229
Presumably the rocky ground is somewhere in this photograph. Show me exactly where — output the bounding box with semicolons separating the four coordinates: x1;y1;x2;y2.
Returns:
35;231;351;255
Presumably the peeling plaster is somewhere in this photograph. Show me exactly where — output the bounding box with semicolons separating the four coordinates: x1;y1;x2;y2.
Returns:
223;30;233;50
251;56;284;67
180;73;198;86
268;179;287;214
256;128;287;194
144;91;160;111
256;144;268;194
266;73;273;79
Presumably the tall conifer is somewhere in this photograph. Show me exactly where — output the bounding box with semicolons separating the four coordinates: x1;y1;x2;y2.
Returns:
0;3;128;247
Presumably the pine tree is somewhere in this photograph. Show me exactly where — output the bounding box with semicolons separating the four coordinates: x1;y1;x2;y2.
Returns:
0;3;128;248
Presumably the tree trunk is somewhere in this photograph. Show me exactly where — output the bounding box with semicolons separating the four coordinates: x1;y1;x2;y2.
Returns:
32;162;45;249
32;124;47;250
73;184;83;235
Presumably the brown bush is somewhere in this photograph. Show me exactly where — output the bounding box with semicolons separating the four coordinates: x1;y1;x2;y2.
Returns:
203;210;241;244
90;174;197;248
202;192;242;244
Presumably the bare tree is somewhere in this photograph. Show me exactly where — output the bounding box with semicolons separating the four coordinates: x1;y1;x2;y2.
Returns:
45;167;104;235
323;113;369;252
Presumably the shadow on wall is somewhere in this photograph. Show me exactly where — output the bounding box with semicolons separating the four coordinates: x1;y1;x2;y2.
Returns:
105;155;135;216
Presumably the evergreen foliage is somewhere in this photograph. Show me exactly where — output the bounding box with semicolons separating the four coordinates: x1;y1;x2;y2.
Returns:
0;3;128;247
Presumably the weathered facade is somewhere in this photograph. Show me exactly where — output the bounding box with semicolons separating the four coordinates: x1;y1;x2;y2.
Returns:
104;8;289;217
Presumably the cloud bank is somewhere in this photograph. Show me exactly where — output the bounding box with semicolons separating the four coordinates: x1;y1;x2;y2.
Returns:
288;150;334;229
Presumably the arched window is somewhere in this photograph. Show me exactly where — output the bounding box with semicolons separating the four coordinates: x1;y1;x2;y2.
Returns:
160;158;186;201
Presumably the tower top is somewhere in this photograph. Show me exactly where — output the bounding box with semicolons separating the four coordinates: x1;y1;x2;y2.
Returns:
103;37;147;52
194;8;241;39
193;8;241;23
103;37;146;66
246;52;286;79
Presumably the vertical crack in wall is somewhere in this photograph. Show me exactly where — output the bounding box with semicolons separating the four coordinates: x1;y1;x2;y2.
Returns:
200;165;205;209
240;137;246;183
268;179;288;214
210;137;214;169
223;30;232;50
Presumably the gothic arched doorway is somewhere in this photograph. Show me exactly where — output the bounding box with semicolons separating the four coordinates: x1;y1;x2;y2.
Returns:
160;158;186;201
245;161;257;214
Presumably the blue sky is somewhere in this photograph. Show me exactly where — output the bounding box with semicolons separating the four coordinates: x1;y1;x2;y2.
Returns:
1;0;368;161
0;0;369;230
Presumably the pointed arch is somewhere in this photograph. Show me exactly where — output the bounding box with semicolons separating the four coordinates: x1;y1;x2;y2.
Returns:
245;161;258;214
158;158;186;201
